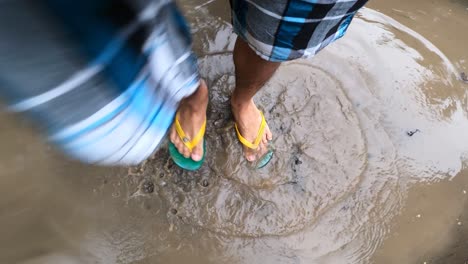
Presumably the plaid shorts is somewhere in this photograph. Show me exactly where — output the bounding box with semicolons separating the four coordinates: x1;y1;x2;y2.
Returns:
0;0;199;165
231;0;368;61
0;0;367;165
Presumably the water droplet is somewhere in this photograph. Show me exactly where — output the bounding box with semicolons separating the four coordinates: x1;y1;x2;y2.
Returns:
416;214;421;218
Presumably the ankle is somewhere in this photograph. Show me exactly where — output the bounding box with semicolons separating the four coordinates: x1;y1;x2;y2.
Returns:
231;98;257;120
182;81;208;112
231;94;252;110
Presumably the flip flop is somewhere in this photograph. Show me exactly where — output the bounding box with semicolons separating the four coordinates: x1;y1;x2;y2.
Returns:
169;112;206;171
234;111;273;169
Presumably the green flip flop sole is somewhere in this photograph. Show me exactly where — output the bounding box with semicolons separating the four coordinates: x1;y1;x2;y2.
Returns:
253;148;274;169
168;140;206;171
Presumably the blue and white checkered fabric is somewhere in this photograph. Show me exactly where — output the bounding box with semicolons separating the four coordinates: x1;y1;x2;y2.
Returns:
0;0;199;165
230;0;368;62
0;0;368;165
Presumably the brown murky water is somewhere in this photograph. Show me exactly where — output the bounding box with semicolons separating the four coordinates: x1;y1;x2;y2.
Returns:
1;0;467;263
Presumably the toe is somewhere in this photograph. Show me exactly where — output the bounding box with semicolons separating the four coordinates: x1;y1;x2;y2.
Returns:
182;148;191;158
246;155;256;162
191;140;203;161
170;128;177;144
244;147;256;162
176;142;185;153
266;127;273;141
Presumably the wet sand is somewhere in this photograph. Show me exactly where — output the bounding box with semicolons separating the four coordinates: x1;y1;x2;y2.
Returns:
1;0;467;263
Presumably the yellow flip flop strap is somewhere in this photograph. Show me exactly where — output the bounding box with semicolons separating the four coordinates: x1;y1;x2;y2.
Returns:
174;112;206;152
235;111;266;150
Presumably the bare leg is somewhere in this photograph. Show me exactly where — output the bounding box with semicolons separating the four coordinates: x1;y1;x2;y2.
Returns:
169;80;208;161
231;38;280;161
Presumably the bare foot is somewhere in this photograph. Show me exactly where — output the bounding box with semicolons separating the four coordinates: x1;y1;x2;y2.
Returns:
169;80;208;161
231;98;273;162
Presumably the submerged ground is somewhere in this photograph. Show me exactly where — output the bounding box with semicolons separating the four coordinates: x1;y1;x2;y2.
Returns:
0;0;467;263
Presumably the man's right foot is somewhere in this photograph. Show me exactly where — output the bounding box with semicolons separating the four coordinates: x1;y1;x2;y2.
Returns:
169;80;208;161
231;97;273;162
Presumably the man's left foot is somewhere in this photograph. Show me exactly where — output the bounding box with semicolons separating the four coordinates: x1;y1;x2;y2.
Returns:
231;98;272;162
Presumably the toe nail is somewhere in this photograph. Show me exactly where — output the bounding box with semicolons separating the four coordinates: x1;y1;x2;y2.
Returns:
192;154;201;161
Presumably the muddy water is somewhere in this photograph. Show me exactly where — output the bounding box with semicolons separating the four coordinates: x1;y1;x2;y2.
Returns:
1;0;467;263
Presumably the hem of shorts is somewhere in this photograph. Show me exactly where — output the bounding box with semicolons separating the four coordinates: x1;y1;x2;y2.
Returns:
232;29;281;62
184;77;201;97
232;29;320;63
